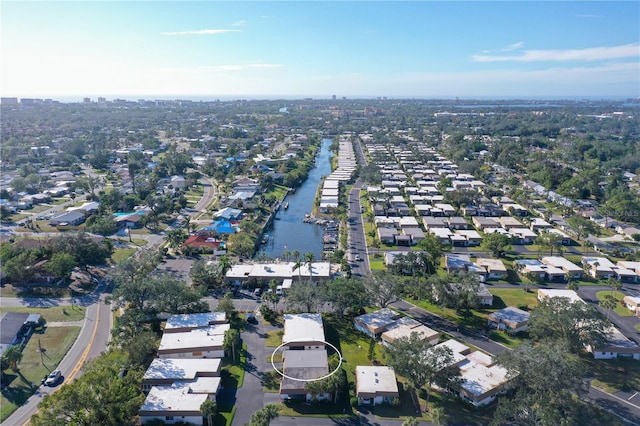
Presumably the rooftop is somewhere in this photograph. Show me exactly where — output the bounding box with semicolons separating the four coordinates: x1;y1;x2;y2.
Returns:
283;313;325;344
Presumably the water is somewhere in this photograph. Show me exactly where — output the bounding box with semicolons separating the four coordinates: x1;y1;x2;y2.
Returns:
257;138;333;260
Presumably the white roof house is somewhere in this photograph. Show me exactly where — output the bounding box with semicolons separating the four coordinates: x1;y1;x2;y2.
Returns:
142;358;221;391
458;356;510;406
541;256;583;278
164;312;227;333
355;366;400;406
587;326;640;360
487;307;530;334
354;308;402;339
537;289;584;304
282;313;325;349
139;379;219;426
157;326;228;359
225;262;331;284
380;316;439;347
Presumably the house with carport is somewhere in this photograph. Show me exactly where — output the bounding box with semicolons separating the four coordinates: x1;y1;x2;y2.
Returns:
355;366;400;406
487;307;530;334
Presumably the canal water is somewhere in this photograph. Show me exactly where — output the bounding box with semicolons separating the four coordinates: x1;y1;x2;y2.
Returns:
257;138;333;259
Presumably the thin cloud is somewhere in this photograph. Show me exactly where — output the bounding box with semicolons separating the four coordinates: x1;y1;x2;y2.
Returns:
472;43;640;62
482;41;524;54
196;64;284;72
232;20;247;27
161;29;239;36
576;14;603;19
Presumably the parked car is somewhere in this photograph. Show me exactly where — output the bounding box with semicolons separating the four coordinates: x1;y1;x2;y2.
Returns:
45;369;61;386
254;288;262;297
246;312;257;324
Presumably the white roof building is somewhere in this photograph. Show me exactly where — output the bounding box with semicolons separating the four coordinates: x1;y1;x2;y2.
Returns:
139;379;219;426
142;358;221;391
355;366;400;406
537;289;584;304
164;312;227;333
157;326;228;358
282;313;325;349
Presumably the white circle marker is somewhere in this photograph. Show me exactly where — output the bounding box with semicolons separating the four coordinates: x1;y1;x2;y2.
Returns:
270;338;343;382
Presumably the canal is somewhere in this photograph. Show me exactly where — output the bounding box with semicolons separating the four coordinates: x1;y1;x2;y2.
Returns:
257;138;333;259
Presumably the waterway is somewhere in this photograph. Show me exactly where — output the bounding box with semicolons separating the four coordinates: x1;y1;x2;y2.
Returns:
256;138;333;259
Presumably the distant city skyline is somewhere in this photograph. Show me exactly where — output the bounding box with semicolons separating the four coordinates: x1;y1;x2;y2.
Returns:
1;1;639;99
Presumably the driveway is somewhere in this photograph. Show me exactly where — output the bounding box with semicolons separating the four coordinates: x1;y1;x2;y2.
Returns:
231;314;284;426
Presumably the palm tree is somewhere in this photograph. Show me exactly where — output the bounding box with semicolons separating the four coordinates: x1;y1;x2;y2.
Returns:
200;399;218;426
291;249;300;262
303;252;316;284
3;345;23;371
600;295;617;319
608;277;622;297
292;260;303;283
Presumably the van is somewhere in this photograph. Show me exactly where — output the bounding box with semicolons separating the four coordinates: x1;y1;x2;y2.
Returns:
276;285;283;296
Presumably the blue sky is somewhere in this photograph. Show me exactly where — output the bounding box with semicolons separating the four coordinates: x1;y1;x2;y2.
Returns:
1;1;639;99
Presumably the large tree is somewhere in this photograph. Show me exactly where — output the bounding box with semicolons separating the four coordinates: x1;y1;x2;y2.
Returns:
528;297;611;354
386;332;460;411
325;277;368;315
363;271;402;308
481;233;510;258
491;343;597;426
30;350;144;426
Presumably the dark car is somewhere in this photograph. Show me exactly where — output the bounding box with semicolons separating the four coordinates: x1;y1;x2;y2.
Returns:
246;312;258;324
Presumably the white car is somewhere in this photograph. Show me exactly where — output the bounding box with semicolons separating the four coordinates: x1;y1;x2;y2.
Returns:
45;369;61;386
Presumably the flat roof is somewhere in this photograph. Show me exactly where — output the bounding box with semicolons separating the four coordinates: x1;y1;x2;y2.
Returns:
488;306;530;326
354;309;401;333
158;326;228;352
537;289;584;304
459;360;510;398
382;324;439;343
356;366;399;396
283;313;325;344
164;312;227;331
139;381;213;415
143;358;221;381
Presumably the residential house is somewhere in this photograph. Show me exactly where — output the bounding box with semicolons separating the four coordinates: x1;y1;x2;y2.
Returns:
509;228;538;245
354;308;402;340
49;210;86;226
472;217;500;230
282;313;326;350
448;216;471;230
380;317;439;347
139;379;219;425
181;236;227;255
582;257;616;279
537;289;584;304
458;351;511;407
516;259;565;282
498;216;524;230
422;217;448;230
454;230;482;246
529;218;552;232
587;326;640;360
487;307;530;334
355;366;400;406
157;326;228;359
164;312;227;333
279;349;331;402
445;254;488;282
475;258;508;280
142;358;221;392
540;256;583;279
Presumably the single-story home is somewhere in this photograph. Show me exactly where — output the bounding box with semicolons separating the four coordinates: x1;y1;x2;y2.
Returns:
487;307;530;334
354;309;401;340
157;326;228;359
142;358;221;392
355;366;400;406
282;313;326;350
164;312;227;333
139;379;219;425
587;326;640;360
280;347;330;402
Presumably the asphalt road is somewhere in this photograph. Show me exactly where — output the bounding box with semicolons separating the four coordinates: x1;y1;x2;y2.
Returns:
2;288;113;426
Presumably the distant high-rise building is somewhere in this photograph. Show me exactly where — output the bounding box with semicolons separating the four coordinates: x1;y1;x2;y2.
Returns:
83;97;91;103
0;97;18;104
332;94;336;100
98;97;106;103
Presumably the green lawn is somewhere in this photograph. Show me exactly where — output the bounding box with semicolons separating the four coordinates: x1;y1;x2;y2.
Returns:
586;357;640;393
111;247;136;263
0;326;81;422
0;306;86;322
265;330;284;347
369;260;386;271
595;291;632;317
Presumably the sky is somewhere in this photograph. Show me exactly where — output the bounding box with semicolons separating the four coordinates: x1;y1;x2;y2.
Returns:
1;1;639;100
